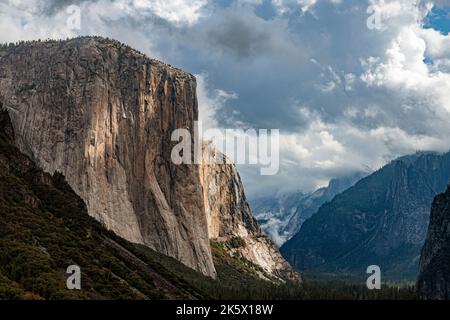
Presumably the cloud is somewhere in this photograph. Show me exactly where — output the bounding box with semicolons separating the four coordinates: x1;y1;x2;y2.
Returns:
1;0;450;196
272;0;341;14
130;0;209;25
196;72;238;129
0;0;78;42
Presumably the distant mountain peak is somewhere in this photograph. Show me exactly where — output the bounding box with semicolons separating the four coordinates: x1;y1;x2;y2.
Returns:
251;172;367;246
281;151;450;280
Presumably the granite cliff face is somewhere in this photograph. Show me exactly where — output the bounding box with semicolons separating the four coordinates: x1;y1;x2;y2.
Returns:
200;144;299;282
0;109;298;299
0;110;203;299
0;37;215;276
0;37;296;281
418;186;450;300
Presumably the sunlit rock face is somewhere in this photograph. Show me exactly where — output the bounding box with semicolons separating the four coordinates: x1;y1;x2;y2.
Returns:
0;37;299;282
200;144;300;282
0;37;216;277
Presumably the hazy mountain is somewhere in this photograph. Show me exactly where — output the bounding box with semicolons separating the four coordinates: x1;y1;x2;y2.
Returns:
251;191;305;246
251;172;366;246
281;151;450;280
0;37;296;282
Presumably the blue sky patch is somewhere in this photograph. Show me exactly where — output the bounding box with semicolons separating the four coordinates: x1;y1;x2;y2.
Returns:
424;6;450;35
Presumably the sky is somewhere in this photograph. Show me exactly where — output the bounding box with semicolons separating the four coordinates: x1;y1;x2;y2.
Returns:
1;0;449;197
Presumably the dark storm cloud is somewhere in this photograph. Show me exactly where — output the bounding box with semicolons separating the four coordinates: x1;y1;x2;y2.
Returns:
164;5;313;131
207;14;271;58
205;8;294;59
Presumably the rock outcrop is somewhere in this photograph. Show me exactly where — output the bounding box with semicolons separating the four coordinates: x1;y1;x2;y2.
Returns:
0;109;204;299
0;37;297;282
417;186;450;300
200;144;299;282
0;37;215;277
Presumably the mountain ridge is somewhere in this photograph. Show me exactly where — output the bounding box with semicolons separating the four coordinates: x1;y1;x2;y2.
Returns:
252;172;366;246
281;151;450;280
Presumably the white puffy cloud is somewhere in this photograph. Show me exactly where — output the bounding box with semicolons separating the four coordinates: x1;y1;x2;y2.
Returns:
1;0;450;196
272;0;341;14
131;0;208;25
0;0;78;42
421;28;450;59
360;1;450;121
